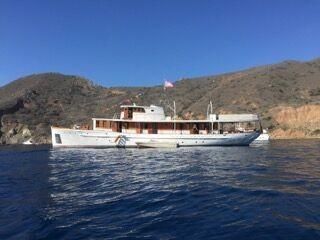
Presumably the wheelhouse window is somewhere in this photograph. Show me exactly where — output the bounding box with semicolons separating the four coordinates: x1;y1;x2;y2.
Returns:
134;108;145;113
122;107;145;119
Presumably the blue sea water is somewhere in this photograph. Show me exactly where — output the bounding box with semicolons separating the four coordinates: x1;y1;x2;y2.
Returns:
0;140;319;240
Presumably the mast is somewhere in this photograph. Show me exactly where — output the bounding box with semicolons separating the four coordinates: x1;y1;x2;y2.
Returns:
173;101;176;133
164;100;177;133
207;101;214;133
207;100;213;119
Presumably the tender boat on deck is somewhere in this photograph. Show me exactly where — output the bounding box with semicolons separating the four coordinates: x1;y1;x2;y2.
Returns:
253;129;270;142
51;104;261;148
136;140;179;148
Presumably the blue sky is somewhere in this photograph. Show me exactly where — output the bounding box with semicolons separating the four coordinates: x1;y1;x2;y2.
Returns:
1;0;320;87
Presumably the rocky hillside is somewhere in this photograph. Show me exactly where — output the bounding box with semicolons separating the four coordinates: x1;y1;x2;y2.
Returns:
1;58;320;144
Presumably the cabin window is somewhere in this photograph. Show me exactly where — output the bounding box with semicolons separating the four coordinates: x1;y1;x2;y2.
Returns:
147;122;158;134
128;122;136;129
96;120;111;128
177;123;191;130
131;108;145;113
111;122;122;132
221;122;243;133
122;122;128;129
103;121;112;128
55;134;62;144
178;123;189;130
135;122;143;133
191;123;199;134
152;123;158;134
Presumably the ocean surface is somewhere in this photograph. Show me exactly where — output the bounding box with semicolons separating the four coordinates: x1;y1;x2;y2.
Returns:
0;140;319;240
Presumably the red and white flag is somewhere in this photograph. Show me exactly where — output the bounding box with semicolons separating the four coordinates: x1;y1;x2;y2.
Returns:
164;80;174;90
120;98;132;105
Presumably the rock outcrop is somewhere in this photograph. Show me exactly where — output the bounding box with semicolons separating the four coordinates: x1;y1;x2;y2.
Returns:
270;105;320;139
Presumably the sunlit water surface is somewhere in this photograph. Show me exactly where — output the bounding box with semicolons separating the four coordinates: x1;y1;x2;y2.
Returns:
0;140;319;239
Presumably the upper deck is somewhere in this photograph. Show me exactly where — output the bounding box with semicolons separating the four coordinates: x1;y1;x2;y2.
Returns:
102;104;259;123
91;104;261;134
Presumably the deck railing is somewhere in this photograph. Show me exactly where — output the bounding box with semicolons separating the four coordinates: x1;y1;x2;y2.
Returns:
113;113;120;119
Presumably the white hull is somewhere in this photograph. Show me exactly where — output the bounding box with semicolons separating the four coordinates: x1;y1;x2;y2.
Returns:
51;127;260;148
253;133;270;141
22;139;34;145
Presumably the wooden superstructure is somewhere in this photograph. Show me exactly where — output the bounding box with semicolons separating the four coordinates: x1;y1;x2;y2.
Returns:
92;105;260;135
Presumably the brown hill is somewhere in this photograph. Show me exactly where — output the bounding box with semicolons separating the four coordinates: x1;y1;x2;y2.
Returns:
1;58;320;144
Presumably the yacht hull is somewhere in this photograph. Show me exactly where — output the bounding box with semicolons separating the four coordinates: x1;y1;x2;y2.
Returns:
51;127;260;148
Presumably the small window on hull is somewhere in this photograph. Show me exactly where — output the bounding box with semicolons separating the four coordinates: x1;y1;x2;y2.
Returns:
55;134;62;144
